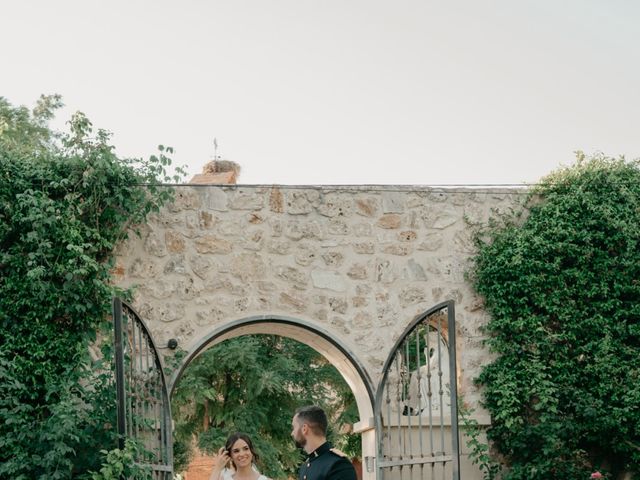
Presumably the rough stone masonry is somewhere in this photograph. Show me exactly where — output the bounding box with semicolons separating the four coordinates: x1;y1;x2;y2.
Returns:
113;184;521;418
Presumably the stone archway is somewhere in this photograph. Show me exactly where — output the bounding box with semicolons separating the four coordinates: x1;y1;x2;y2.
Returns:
168;315;377;479
112;183;521;479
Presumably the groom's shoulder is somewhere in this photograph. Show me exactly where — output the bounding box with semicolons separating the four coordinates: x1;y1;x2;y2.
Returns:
329;448;349;458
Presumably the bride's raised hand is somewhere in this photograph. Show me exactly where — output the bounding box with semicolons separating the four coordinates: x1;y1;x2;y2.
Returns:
210;447;230;480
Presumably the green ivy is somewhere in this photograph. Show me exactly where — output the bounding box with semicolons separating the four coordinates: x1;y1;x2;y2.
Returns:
471;153;640;479
86;440;153;480
458;397;502;480
0;95;184;478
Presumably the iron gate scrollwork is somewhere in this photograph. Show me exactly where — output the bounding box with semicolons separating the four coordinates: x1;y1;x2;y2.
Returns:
375;300;460;480
113;297;173;479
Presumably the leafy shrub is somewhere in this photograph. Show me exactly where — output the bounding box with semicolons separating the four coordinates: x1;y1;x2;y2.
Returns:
86;440;153;480
471;153;640;479
0;95;184;477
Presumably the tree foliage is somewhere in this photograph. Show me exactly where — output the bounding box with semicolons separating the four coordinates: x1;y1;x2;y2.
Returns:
0;95;183;478
172;335;360;477
471;153;640;479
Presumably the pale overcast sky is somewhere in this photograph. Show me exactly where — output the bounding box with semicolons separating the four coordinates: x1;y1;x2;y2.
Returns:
2;1;639;185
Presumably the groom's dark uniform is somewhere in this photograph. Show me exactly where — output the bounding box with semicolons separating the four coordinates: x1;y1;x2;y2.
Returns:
298;442;357;480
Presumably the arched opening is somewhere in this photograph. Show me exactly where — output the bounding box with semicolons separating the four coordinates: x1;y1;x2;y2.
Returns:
374;300;460;480
169;315;377;480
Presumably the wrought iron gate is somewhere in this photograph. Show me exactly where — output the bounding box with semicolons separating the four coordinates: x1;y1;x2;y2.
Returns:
375;300;460;480
113;297;173;479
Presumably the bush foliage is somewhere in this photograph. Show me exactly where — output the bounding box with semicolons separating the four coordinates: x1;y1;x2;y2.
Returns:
0;95;182;478
472;153;640;479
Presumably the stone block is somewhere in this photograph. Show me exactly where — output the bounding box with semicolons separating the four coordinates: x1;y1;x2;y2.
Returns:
317;194;353;217
241;229;264;251
194;236;233;254
355;334;383;352
352;311;373;328
268;239;291;255
403;259;427;281
330;316;350;335
218;220;243;236
375;291;390;303
321;252;345;267
422;206;458;229
286;190;319;214
347;263;368;280
128;258;160;278
463;204;486;225
453;230;475;253
144;231;167;257
275;265;308;290
375;259;394;283
188;256;212;280
256;281;277;293
183;211;199;238
328;297;348;314
231;253;266;281
142;280;174;299
382;192;406;213
177;277;200;300
417;232;444;251
203;188;228;211
269;187;284;213
311;270;347;292
247;212;264;224
381;244;412;256
165;231;186;253
229;192;264;210
269;218;283;237
398;230;417;242
328;218;349;235
285;219;323;240
355;197;378;217
199;211;215;229
351;296;368;307
427;190;448;203
295;244;318;266
195;307;224;326
168;189;201;211
234;297;249;313
279;291;308;313
376;213;402;229
164;255;187;274
312;294;327;304
313;309;328;321
353;241;375;254
157;302;185;323
352;222;373;237
376;303;399;327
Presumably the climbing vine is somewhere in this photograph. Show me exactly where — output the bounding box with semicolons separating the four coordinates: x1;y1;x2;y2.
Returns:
0;95;184;478
471;153;640;479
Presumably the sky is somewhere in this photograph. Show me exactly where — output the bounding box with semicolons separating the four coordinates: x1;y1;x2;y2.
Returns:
2;0;639;185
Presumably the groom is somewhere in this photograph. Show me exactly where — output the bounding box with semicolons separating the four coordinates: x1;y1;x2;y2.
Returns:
291;405;357;480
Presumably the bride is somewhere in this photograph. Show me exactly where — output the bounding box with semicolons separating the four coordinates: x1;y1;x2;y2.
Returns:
210;433;270;480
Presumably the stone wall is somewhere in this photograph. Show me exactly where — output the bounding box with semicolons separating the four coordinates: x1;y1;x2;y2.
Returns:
113;184;521;419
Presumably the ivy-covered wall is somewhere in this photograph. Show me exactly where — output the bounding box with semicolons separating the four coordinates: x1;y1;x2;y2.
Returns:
472;154;640;479
0;95;181;478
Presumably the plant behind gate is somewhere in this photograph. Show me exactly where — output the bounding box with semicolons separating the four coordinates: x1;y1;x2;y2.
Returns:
471;153;640;479
0;95;183;478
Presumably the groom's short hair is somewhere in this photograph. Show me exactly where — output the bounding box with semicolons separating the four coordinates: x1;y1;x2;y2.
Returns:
295;405;328;436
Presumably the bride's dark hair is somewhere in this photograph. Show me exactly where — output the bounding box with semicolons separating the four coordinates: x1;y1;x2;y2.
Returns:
225;432;260;469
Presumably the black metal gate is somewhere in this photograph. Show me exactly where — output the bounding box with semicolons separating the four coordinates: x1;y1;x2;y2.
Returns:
113;297;173;479
375;300;460;480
